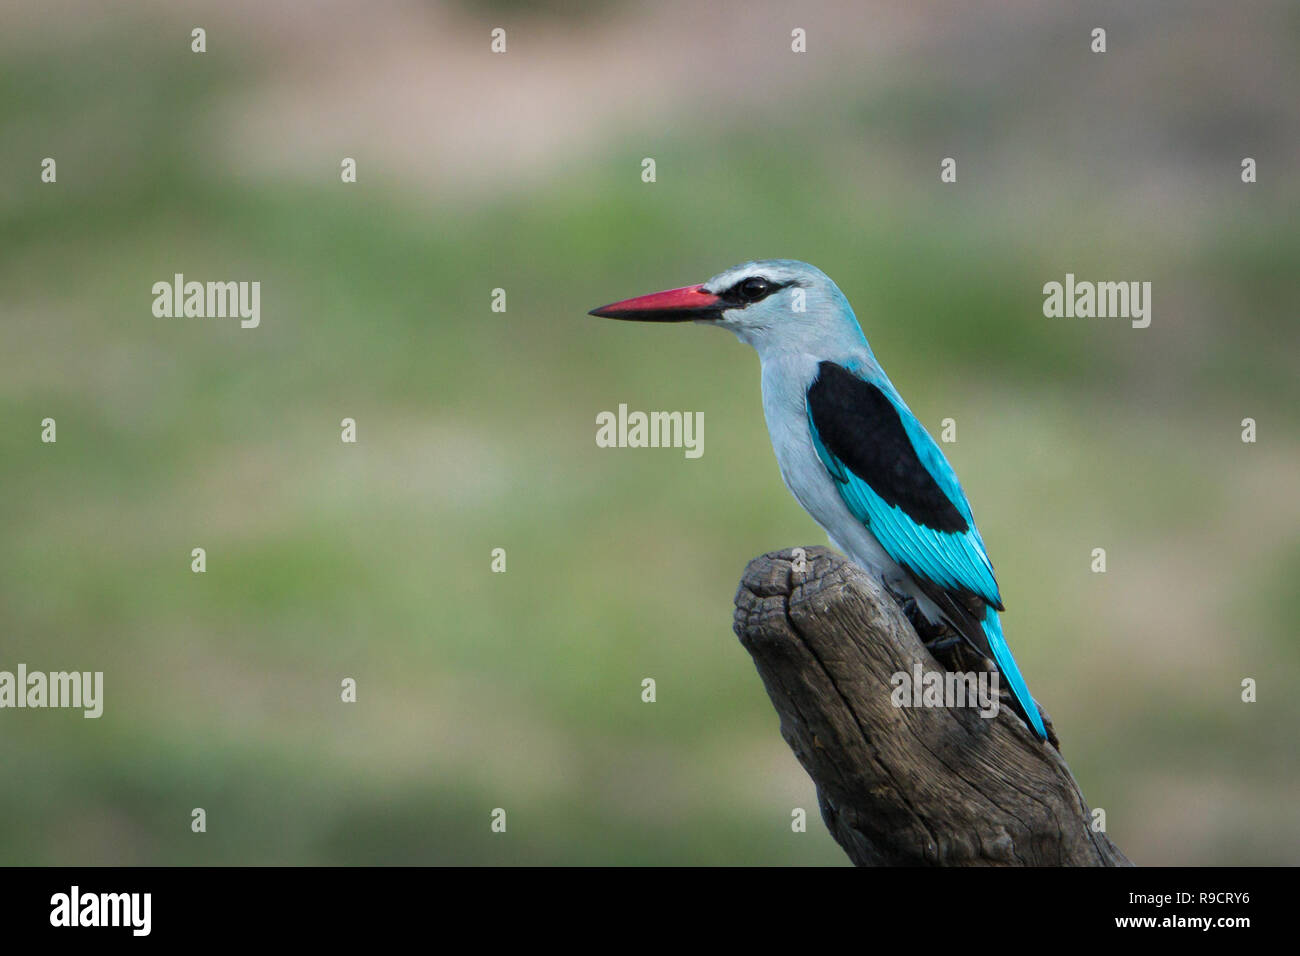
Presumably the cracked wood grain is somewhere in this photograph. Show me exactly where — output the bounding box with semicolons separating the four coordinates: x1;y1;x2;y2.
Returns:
733;546;1131;867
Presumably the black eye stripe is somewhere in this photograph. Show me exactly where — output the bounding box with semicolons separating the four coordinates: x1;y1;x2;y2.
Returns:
720;276;790;305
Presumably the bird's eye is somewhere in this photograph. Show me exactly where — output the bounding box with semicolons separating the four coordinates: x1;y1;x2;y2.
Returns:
739;276;770;301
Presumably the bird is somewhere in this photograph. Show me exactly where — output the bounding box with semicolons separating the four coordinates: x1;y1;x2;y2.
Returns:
589;259;1048;740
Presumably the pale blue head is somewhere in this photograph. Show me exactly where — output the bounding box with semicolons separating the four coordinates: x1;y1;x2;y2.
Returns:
589;258;869;360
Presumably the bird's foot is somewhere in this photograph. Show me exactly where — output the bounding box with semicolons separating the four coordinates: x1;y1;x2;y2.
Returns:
922;635;964;654
881;575;910;605
881;579;935;636
906;606;949;643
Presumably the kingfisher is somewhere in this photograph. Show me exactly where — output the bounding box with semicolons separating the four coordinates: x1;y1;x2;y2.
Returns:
589;259;1048;740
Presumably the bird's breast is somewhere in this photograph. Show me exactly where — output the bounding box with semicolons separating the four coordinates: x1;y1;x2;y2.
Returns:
759;355;844;523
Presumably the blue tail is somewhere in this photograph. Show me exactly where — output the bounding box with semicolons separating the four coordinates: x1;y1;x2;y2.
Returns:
981;607;1047;739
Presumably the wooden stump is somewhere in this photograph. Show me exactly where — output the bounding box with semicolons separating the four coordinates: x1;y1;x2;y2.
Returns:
733;546;1131;866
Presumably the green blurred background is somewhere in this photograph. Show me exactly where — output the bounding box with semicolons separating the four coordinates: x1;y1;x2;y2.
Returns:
1;0;1297;865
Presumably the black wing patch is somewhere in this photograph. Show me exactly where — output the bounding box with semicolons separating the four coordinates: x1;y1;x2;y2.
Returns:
806;361;968;533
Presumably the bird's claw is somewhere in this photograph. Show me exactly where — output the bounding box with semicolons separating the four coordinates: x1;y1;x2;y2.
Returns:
923;635;964;654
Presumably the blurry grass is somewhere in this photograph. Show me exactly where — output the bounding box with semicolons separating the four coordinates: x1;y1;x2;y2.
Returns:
1;16;1298;865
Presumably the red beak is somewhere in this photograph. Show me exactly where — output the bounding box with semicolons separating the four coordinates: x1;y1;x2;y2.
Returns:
588;283;722;322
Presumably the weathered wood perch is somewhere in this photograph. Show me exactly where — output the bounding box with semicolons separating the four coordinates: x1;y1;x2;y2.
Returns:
733;546;1131;866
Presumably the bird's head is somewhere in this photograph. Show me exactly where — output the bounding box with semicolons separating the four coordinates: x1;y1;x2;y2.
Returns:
589;259;866;357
